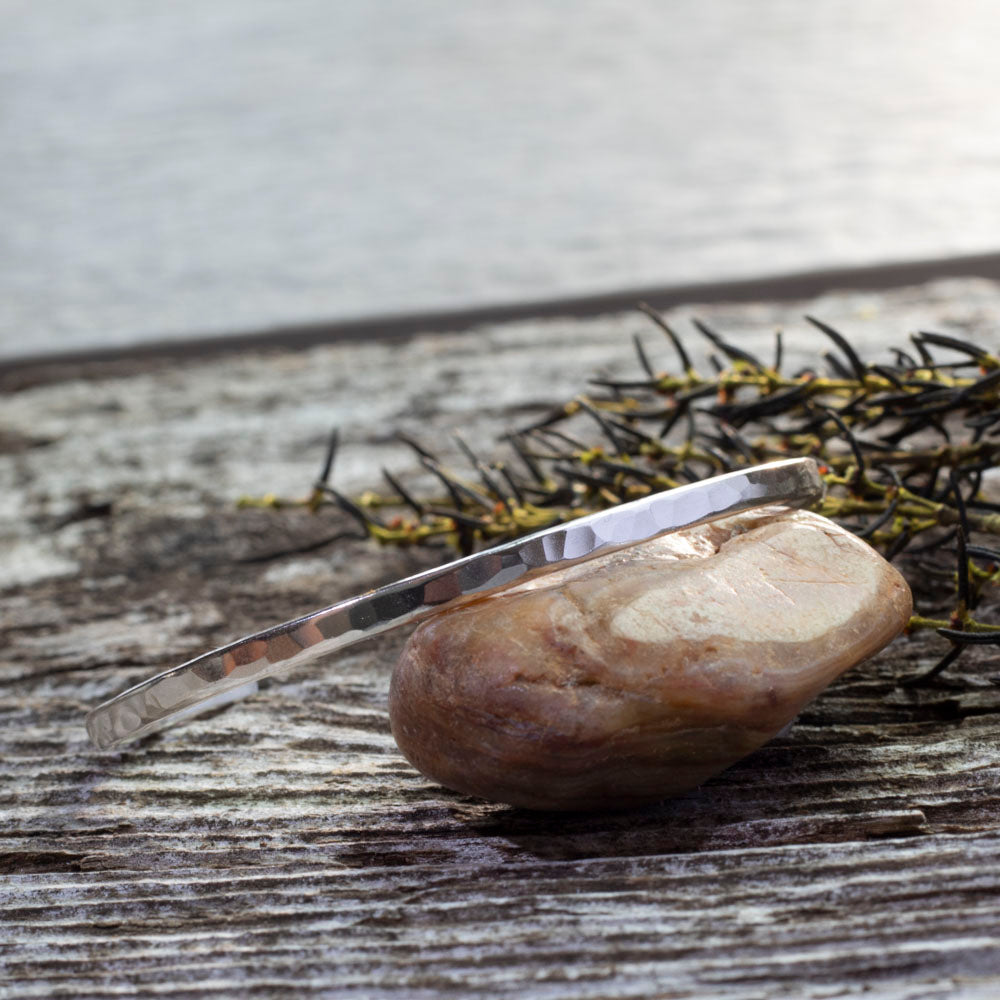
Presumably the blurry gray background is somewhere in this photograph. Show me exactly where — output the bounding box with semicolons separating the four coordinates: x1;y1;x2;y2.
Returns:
3;0;1000;358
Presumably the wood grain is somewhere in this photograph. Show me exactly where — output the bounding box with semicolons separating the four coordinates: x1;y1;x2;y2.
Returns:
4;284;1000;998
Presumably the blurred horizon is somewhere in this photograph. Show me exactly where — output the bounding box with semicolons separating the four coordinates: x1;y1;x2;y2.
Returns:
4;0;1000;359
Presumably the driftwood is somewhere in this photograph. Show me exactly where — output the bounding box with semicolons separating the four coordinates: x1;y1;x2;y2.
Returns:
4;279;1000;998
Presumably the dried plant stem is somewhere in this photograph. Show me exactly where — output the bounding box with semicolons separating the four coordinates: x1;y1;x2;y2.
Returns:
247;309;1000;685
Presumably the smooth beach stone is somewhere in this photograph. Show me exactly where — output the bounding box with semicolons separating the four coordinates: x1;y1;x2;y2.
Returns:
389;506;912;810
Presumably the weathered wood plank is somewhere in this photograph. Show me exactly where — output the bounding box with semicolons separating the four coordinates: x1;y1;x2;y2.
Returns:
4;280;1000;998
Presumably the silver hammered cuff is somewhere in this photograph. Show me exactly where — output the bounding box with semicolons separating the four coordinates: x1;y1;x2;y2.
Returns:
86;457;824;749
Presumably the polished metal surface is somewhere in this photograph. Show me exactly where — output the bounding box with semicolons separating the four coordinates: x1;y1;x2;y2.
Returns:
86;458;823;749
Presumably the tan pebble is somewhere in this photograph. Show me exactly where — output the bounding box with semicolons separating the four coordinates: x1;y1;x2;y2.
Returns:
389;506;912;810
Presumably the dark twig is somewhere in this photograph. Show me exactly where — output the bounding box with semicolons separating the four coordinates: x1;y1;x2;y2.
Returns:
637;302;694;372
902;644;964;687
806;316;867;382
382;467;424;516
633;333;655;377
317;427;340;487
693;317;764;372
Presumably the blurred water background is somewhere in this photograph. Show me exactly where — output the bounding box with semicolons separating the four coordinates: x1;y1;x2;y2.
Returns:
4;0;1000;358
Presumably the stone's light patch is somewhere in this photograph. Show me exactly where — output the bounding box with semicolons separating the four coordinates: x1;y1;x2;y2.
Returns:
389;506;912;811
611;515;882;645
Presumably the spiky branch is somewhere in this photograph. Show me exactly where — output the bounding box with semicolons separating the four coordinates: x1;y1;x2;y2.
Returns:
241;308;1000;685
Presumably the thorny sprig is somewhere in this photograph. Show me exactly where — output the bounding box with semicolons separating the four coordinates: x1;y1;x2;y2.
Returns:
243;308;1000;687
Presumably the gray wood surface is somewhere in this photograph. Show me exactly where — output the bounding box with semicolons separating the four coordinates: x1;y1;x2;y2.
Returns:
4;280;1000;998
